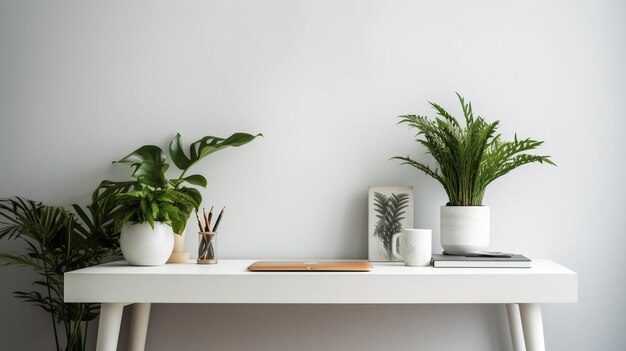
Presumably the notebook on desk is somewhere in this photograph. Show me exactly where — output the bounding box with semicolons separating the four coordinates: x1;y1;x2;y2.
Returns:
247;260;374;272
431;254;531;268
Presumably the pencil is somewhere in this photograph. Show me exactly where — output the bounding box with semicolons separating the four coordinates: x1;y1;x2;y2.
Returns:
203;208;209;232
213;207;225;232
207;206;214;232
195;211;204;232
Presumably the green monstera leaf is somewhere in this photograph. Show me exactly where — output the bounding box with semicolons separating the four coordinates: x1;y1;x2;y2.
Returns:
114;145;169;188
169;132;263;173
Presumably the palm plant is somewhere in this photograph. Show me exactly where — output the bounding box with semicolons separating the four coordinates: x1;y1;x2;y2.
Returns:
393;93;555;206
373;192;410;260
113;132;262;233
0;181;133;351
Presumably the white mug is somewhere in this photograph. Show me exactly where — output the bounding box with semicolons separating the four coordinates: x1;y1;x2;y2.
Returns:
392;229;432;267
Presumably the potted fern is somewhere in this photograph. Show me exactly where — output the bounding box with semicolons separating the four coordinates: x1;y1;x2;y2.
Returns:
113;132;261;265
394;93;554;254
115;187;197;265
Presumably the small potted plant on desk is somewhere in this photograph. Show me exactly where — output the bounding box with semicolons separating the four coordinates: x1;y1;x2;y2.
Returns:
394;93;555;254
114;186;197;265
112;132;261;266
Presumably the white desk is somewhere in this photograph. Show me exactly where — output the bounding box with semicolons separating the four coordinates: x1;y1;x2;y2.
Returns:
64;259;577;351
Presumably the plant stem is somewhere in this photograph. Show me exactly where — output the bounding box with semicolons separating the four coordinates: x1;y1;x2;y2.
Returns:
83;320;89;351
40;240;61;351
175;169;189;188
69;304;85;350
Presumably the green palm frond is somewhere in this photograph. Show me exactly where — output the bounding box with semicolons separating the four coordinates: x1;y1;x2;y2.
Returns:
393;93;555;206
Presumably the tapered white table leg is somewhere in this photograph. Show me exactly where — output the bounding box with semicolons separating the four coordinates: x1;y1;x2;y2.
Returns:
96;303;125;351
129;303;151;351
506;304;525;351
519;303;545;351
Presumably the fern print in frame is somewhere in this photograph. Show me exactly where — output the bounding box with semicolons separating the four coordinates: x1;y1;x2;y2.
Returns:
374;192;409;260
368;186;414;261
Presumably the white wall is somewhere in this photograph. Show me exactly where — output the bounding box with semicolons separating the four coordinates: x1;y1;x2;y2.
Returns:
1;0;625;350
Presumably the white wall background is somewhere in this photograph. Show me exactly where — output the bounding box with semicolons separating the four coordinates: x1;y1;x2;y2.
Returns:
1;0;624;350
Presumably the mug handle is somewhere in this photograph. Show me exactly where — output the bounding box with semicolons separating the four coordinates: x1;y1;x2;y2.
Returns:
391;233;403;259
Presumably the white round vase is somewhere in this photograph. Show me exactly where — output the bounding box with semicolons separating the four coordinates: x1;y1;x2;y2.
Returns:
440;206;490;255
120;222;175;266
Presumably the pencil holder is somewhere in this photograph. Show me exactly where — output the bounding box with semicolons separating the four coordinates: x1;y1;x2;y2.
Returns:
197;232;217;264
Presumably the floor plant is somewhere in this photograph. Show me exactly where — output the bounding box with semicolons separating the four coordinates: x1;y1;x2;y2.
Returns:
0;181;134;351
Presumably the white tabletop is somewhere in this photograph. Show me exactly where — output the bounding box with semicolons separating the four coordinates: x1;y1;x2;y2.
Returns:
64;259;577;304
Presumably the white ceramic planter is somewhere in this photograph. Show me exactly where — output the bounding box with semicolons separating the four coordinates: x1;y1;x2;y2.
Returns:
120;222;175;266
440;206;490;255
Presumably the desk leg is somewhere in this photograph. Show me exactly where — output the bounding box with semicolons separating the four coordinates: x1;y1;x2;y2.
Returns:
519;303;545;351
129;303;151;351
96;303;125;351
506;304;525;351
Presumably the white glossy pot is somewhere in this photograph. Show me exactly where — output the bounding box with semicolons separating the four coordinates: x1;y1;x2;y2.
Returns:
120;222;174;266
440;206;490;255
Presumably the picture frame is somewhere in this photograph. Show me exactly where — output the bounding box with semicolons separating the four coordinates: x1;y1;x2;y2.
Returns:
368;186;414;262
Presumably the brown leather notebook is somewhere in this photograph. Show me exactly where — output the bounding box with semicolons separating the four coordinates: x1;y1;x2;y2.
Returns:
247;260;373;272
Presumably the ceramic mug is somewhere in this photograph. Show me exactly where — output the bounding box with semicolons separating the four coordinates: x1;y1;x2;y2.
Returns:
392;229;432;267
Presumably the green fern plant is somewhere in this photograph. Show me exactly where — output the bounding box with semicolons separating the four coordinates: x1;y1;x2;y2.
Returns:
373;192;409;260
114;186;197;233
393;93;555;206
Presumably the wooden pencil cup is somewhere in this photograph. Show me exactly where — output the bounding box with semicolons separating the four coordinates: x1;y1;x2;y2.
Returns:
197;232;217;264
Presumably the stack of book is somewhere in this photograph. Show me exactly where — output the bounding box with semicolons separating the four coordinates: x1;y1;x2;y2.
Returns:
431;252;531;268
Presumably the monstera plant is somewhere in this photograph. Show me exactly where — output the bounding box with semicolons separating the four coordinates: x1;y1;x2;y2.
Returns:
113;132;262;265
113;132;262;234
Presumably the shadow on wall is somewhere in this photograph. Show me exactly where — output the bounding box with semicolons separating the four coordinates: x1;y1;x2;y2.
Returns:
338;190;369;259
117;304;512;351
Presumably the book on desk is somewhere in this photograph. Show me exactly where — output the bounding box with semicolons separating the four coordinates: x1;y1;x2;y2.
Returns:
431;254;531;268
